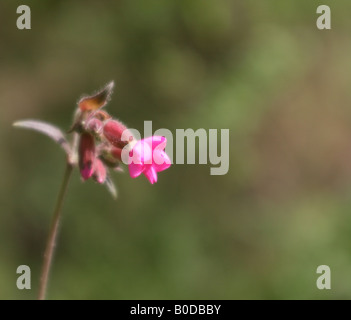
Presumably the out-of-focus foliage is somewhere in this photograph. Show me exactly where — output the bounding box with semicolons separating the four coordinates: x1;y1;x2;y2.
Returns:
1;0;351;299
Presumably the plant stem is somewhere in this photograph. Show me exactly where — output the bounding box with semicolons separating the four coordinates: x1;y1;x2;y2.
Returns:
38;162;73;300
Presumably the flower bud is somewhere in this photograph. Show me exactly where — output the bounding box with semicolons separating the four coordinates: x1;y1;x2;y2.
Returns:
92;158;107;184
103;120;134;148
79;133;96;180
111;147;122;161
85;118;103;135
99;146;123;169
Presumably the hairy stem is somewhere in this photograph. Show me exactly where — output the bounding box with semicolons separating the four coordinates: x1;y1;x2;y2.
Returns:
38;162;73;300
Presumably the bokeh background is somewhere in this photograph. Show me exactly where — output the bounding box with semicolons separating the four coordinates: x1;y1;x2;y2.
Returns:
1;0;351;299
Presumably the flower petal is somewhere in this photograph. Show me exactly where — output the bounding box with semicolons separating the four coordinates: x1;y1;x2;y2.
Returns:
93;159;107;184
132;140;152;164
153;150;171;172
144;136;167;150
129;162;145;178
143;166;157;184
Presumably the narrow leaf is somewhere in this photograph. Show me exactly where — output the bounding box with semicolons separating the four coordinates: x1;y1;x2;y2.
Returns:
78;81;114;111
105;175;117;199
13;120;71;155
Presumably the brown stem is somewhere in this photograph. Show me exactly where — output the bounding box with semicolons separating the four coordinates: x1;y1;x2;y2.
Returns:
38;162;73;300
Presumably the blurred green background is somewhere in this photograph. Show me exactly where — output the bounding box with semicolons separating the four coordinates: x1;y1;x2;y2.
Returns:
1;0;351;299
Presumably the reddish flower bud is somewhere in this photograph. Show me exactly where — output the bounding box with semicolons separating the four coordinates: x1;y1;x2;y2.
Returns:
79;133;96;180
92;158;107;184
98;146;123;170
85;118;103;134
111;147;122;161
103;120;133;148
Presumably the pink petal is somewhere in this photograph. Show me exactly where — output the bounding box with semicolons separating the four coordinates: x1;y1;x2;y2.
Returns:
143;166;158;184
81;165;94;180
128;136;170;183
129;162;145;178
93;159;107;184
153;150;171;172
144;136;167;150
132;140;152;164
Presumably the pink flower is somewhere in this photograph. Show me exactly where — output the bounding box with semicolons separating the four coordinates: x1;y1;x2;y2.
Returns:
85;118;103;134
92;159;107;184
103;120;134;148
128;136;171;184
78;133;96;180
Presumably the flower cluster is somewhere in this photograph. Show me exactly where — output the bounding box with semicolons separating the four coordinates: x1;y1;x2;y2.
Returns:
14;82;171;198
73;82;171;186
13;82;172;301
